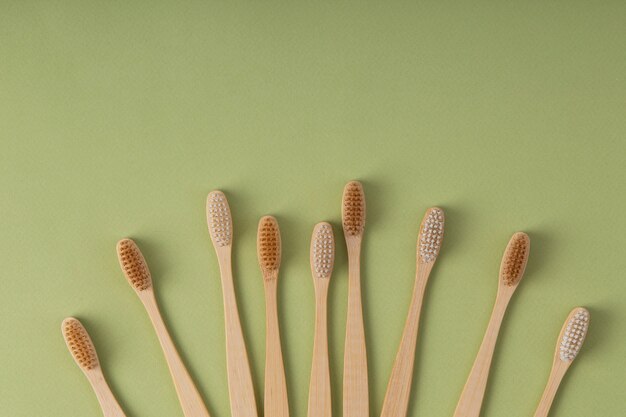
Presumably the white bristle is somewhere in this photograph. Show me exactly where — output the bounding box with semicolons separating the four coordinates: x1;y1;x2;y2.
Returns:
207;191;232;247
418;208;444;263
312;224;334;279
559;309;590;362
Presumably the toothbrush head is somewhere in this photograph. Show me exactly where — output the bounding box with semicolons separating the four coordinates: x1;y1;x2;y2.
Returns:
62;318;99;371
559;307;590;362
257;215;281;278
116;238;152;291
417;207;445;264
499;232;530;287
342;181;366;237
206;190;233;247
311;222;335;279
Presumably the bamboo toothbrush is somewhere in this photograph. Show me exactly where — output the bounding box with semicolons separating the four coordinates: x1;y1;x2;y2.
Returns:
341;180;369;417
533;307;590;417
308;222;335;417
116;239;211;417
62;318;127;417
257;216;289;417
206;190;258;417
453;232;530;417
380;207;445;417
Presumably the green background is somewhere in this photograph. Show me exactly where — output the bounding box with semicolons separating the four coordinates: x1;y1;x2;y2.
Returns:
1;1;625;416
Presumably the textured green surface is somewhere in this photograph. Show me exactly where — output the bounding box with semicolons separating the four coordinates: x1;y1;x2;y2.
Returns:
1;2;625;416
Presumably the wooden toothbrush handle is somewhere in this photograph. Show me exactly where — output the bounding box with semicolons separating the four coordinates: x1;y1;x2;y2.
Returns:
264;279;289;417
380;267;431;417
308;283;331;417
453;292;511;417
141;292;211;417
343;242;369;417
218;255;258;417
87;370;127;417
533;361;569;417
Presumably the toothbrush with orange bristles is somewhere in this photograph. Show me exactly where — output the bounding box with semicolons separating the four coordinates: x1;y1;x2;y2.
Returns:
257;216;289;417
380;207;444;417
61;317;127;417
341;180;369;417
116;239;211;417
452;232;530;417
307;222;335;417
533;307;590;417
206;191;258;417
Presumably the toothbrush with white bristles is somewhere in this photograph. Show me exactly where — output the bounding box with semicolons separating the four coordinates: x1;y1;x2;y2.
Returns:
533;307;590;417
380;207;444;417
308;222;335;417
206;190;258;417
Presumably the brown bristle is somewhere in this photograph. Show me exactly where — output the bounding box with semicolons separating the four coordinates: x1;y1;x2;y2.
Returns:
499;232;530;286
62;318;99;371
116;238;152;291
257;216;281;277
342;180;366;236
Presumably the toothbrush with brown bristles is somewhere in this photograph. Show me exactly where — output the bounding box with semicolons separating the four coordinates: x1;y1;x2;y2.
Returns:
116;239;211;417
533;307;590;417
257;215;289;417
206;191;258;417
61;318;127;417
452;232;530;417
308;222;335;417
341;180;369;417
380;208;444;417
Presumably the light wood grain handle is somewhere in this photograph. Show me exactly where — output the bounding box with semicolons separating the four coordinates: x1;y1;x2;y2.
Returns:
533;361;568;417
87;370;127;417
343;245;369;417
218;255;259;417
453;293;510;417
380;273;429;417
141;292;211;417
264;280;289;417
308;283;331;417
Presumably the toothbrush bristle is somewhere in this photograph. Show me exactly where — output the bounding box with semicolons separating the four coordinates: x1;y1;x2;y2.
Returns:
560;308;590;362
116;238;152;291
342;181;365;236
311;222;335;279
206;191;232;247
62;318;99;371
418;207;445;263
257;216;281;276
500;232;530;286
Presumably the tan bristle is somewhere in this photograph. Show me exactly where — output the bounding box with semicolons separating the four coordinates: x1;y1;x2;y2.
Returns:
499;232;530;286
206;190;232;247
62;318;99;371
311;222;335;279
559;308;590;362
418;207;445;263
342;180;366;236
116;238;152;291
257;216;281;276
